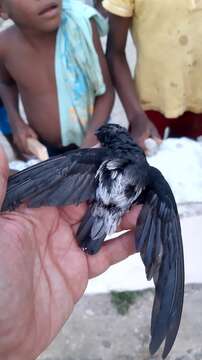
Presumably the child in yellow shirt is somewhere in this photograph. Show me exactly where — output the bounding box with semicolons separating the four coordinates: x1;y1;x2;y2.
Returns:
103;0;202;148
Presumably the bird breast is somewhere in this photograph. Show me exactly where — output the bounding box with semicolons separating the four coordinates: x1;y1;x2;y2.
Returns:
96;171;140;210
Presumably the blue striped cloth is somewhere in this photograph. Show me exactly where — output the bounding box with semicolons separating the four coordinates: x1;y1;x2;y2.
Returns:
55;0;108;146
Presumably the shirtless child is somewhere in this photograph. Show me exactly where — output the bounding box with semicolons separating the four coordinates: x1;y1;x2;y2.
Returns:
0;0;114;156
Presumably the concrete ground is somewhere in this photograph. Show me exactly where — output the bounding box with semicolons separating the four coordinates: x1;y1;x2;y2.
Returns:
38;285;202;360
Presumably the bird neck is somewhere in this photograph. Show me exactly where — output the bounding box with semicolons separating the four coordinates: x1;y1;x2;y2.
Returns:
105;137;143;153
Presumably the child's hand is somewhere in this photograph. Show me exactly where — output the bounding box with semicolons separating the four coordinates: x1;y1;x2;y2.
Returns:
130;113;161;150
13;123;38;155
81;130;99;148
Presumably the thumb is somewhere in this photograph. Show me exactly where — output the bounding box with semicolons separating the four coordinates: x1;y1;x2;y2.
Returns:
0;145;9;209
120;205;142;230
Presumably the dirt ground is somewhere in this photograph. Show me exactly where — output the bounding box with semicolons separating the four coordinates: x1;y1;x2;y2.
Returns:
38;284;202;360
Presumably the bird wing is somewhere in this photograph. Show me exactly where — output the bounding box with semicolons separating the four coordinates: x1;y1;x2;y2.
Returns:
2;148;109;211
135;166;184;359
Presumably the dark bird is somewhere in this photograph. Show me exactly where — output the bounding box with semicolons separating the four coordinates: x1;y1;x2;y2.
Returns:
2;124;184;358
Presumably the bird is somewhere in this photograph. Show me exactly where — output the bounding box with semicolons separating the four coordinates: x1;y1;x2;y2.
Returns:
2;123;184;359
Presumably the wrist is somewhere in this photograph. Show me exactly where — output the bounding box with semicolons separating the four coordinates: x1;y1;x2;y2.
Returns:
129;111;150;129
11;120;28;133
128;109;146;122
82;130;98;148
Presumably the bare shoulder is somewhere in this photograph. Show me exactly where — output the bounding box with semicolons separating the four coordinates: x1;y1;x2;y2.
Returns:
0;24;18;58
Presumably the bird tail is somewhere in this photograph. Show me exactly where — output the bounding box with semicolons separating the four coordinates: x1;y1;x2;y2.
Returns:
77;205;107;255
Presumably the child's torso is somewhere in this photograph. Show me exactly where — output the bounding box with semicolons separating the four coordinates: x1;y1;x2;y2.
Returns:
3;26;61;146
131;0;202;117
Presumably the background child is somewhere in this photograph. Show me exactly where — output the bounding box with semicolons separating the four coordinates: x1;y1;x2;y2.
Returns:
103;0;202;148
0;0;114;156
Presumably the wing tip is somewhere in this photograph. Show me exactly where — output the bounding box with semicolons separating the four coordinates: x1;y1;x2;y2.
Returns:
149;340;170;359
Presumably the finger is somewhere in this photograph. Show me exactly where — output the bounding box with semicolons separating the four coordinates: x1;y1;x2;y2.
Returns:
60;203;88;226
0;145;9;209
91;142;100;148
13;136;26;154
150;125;161;139
119;205;142;230
153;136;162;145
87;230;136;279
137;134;150;150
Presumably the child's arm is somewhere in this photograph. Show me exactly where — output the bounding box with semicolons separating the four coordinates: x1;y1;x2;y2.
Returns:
106;14;160;149
82;19;114;147
0;62;38;155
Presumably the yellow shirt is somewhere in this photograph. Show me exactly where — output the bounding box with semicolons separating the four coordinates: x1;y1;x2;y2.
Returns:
103;0;202;118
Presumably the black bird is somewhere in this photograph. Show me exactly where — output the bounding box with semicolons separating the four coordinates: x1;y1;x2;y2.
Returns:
2;124;184;359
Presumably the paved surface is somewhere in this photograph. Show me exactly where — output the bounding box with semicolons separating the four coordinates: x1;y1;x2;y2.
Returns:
38;285;202;360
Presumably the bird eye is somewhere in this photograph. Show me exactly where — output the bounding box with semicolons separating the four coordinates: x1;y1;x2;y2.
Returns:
125;184;135;197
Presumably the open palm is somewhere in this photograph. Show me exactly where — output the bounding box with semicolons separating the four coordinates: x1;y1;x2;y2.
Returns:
0;148;141;360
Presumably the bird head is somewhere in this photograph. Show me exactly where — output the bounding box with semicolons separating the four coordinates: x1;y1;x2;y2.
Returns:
95;123;129;146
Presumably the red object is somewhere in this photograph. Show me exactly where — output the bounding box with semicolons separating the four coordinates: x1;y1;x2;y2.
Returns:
146;111;202;139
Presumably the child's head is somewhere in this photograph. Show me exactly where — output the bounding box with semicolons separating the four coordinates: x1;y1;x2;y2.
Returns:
0;0;61;32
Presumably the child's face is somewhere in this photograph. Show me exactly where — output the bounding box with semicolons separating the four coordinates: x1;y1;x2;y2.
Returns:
0;0;62;32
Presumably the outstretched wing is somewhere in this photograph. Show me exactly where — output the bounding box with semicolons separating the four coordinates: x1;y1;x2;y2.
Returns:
2;148;109;211
135;166;184;359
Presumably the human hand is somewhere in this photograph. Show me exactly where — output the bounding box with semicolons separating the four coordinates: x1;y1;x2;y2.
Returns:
81;129;99;148
130;112;161;150
13;122;38;155
0;148;141;360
